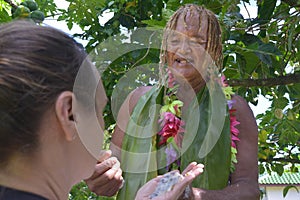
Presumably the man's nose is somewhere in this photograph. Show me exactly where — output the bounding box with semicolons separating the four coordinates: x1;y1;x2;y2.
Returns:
178;38;191;54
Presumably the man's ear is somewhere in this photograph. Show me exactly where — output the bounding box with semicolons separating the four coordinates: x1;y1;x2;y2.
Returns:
55;91;77;141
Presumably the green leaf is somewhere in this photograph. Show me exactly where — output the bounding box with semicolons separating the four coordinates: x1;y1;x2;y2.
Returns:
117;86;164;200
166;0;181;11
241;34;261;46
181;86;231;190
162;8;174;20
171;100;183;107
288;23;295;52
296;39;300;51
287;120;300;133
142;19;166;28
275;164;284;176
160;105;169;113
272;97;289;109
0;8;11;22
237;52;259;76
287;83;300;100
119;13;135;29
258;43;282;56
169;105;176;115
257;0;276;23
67;19;73;30
259;130;268;143
259;164;265;174
283;185;299;198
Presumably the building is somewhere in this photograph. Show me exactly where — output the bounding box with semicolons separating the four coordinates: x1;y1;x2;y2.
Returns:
259;172;300;200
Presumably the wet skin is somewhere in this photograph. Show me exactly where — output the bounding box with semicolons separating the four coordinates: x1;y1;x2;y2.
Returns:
166;12;210;93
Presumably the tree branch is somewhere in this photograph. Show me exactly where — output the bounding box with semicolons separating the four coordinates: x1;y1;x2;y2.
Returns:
227;73;300;87
281;0;300;7
260;157;300;164
3;0;18;9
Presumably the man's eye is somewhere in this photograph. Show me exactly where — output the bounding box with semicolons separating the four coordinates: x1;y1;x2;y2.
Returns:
190;39;207;47
170;39;179;44
189;40;198;45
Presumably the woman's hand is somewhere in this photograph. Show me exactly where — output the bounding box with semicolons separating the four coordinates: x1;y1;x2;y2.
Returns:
85;150;124;197
135;162;204;200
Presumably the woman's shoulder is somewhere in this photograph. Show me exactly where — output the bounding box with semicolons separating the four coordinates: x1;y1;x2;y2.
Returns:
0;185;47;200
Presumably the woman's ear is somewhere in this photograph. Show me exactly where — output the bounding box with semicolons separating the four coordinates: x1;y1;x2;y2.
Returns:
55;91;77;141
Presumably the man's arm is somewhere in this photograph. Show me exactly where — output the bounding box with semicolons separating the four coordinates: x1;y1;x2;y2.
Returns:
192;95;260;200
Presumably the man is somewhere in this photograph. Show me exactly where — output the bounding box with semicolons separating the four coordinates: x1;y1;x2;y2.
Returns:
88;4;260;200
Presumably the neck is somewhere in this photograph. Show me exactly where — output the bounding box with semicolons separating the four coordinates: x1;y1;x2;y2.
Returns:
0;151;72;200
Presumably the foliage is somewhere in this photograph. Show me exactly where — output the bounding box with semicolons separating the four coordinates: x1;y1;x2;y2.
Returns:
1;0;45;22
1;0;300;199
69;181;116;200
283;185;299;197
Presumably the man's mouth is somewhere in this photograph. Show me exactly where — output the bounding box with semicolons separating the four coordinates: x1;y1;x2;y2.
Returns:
174;57;193;65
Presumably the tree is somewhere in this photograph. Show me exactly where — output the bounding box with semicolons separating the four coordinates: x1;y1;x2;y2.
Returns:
1;0;299;199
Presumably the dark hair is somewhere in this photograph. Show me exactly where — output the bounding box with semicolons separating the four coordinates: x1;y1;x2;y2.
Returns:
0;20;87;166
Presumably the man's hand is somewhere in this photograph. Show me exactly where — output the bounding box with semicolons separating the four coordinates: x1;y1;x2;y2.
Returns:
85;150;123;197
135;162;204;200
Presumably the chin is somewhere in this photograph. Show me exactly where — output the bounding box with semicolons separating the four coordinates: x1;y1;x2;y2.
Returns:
83;158;98;179
72;166;94;185
74;154;97;183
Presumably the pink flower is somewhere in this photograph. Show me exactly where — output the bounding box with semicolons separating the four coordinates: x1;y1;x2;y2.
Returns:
229;109;240;148
158;112;185;147
221;75;228;87
231;135;240;148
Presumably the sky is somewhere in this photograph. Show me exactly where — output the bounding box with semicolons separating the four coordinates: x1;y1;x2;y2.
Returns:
43;0;271;117
44;0;258;45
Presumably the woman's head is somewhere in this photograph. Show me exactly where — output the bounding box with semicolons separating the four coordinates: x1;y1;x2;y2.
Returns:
160;4;222;90
0;21;102;172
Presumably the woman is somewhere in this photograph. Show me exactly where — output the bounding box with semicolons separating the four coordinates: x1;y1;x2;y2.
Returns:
0;20;117;200
0;20;202;200
110;4;260;200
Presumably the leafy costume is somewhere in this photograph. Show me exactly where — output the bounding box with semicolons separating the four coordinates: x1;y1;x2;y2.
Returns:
116;82;231;200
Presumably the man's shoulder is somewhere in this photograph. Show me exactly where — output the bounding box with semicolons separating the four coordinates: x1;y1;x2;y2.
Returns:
131;86;153;97
231;95;258;137
129;86;153;103
231;95;251;112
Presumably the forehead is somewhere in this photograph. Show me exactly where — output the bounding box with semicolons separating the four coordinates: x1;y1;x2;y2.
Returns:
172;11;208;38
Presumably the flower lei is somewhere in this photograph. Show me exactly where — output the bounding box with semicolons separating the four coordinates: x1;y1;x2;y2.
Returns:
157;70;184;170
157;72;240;172
221;75;240;173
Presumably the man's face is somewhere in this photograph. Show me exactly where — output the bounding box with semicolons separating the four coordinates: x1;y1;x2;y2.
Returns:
166;12;209;91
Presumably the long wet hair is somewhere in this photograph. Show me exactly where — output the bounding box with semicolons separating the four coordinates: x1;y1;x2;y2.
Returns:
159;4;223;85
